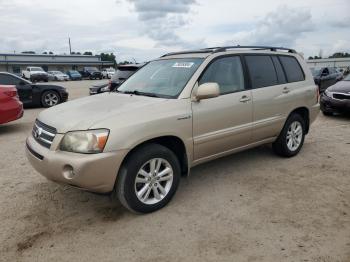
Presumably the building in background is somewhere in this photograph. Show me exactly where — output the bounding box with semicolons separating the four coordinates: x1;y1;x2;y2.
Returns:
0;53;114;74
306;57;350;70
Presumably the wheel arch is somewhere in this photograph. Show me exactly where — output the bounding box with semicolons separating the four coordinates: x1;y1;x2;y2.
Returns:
288;107;310;134
120;135;189;177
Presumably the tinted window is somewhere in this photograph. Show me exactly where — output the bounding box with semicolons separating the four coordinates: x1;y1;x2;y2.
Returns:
279;56;304;82
112;69;135;82
0;74;17;85
271;56;287;84
199;56;245;94
245;55;278;88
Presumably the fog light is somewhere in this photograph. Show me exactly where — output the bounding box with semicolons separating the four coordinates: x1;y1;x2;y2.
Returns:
63;165;75;179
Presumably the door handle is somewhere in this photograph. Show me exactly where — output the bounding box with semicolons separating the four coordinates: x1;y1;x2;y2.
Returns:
282;87;290;94
239;95;251;103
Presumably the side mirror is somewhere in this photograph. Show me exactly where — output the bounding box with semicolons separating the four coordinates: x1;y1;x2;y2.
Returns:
194;82;220;101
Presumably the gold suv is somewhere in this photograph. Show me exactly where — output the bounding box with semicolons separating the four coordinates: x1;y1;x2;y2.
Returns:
26;46;320;213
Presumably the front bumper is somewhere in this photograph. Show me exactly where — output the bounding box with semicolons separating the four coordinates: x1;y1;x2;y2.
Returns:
320;94;350;113
25;135;128;193
31;74;48;81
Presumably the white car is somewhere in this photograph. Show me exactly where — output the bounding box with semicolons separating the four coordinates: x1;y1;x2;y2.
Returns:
102;68;115;79
48;71;69;81
22;67;48;82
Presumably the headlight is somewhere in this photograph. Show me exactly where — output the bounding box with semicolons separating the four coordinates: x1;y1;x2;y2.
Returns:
60;129;109;153
101;86;110;92
325;90;332;98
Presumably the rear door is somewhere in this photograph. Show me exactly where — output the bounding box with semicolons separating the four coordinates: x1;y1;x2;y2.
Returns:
192;56;253;161
245;54;304;142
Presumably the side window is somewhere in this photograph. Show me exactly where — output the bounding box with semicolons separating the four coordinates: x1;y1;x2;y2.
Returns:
279;56;305;82
199;56;245;94
245;55;278;88
271;56;287;84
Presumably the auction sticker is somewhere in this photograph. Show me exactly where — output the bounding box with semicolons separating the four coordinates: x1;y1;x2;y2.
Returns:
172;62;194;68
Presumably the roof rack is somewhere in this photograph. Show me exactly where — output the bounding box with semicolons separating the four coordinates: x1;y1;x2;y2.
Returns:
161;45;296;57
212;45;297;53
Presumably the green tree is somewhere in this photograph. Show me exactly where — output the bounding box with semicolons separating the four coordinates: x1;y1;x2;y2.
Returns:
21;51;36;54
100;53;117;66
83;51;93;55
329;52;350;58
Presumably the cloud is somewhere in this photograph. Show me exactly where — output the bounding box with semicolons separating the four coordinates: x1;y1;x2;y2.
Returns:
126;0;198;48
228;6;314;47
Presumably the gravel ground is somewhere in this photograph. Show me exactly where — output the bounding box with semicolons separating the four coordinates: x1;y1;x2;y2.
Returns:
0;80;349;262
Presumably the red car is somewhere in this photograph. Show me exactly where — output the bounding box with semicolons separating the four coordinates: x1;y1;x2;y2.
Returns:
0;85;23;124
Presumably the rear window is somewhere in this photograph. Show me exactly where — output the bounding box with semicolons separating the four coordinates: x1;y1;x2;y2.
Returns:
279;56;304;82
245;55;278;88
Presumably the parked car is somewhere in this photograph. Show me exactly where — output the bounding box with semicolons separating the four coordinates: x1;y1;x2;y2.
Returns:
0;85;23;124
89;64;143;95
320;74;350;115
79;67;103;80
311;67;338;93
22;66;48;82
0;72;68;107
335;68;344;81
66;70;82;80
48;71;69;81
102;68;115;79
26;46;319;213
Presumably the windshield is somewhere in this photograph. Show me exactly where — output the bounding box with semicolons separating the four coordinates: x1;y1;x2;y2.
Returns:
118;58;204;98
69;70;79;74
31;67;44;72
310;68;321;77
344;74;350;81
112;69;137;82
86;67;98;72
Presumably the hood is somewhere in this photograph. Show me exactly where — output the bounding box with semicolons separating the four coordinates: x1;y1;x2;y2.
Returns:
37;93;168;133
34;83;65;90
327;80;350;93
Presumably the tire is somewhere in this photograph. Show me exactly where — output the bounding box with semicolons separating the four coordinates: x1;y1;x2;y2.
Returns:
272;113;305;157
41;90;60;108
115;144;181;213
44;79;48;82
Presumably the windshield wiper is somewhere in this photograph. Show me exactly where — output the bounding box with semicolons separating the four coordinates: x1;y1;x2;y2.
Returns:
120;90;161;98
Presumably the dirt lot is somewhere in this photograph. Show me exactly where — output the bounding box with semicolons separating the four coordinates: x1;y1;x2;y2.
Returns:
0;80;349;262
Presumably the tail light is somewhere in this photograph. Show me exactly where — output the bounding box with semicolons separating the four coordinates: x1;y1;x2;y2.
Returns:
4;90;18;98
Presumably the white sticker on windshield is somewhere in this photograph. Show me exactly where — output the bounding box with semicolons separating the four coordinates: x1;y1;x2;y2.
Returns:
172;62;194;68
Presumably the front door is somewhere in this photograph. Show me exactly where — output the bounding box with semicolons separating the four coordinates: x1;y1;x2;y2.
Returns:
192;56;253;161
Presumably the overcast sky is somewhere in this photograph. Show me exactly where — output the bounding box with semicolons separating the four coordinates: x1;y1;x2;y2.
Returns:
0;0;349;62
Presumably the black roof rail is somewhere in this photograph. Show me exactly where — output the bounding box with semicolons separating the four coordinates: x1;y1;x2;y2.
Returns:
212;45;296;53
161;45;296;57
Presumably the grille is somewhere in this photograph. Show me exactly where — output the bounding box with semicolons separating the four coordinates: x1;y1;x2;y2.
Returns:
333;93;350;100
32;120;57;149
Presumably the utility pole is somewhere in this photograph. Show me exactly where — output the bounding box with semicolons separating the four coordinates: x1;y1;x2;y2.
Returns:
69;37;72;55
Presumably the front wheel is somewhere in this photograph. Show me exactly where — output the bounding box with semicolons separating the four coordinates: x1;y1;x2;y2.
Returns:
115;144;181;213
272;114;305;157
41;90;60;107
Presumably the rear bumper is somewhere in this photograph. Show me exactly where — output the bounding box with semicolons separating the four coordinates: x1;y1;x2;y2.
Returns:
320;94;350;113
25;135;128;193
309;103;320;124
0;100;23;124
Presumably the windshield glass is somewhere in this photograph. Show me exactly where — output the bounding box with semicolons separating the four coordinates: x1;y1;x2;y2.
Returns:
112;69;137;82
344;74;350;81
31;67;44;72
69;70;79;74
310;68;321;77
118;58;204;98
86;67;98;72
